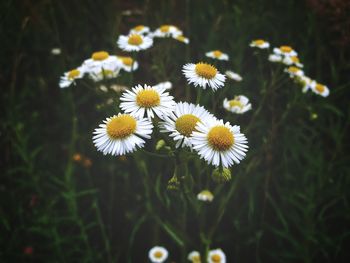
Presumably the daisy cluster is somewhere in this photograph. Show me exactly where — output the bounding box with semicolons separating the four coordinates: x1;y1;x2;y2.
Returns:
59;24;189;88
250;39;330;97
148;246;227;263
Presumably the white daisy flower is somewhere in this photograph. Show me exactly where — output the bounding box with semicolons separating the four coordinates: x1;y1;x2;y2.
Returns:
208;249;226;263
182;62;226;91
59;67;85;88
120;84;175;120
82;51;119;72
296;75;313;93
223;96;252;114
310;82;330;97
273;45;297;57
284;66;304;78
225;70;243;82
282;56;303;68
173;35;190;44
205;50;229;61
148;246;168;263
116;56;138;72
154;81;172;90
117;33;153;52
188;251;201;262
88;65;121;82
51;48;61;55
197;190;214;202
191;120;248;168
268;54;282;63
153;25;183;38
160;102;215;148
249;39;270;49
129;25;150;35
92;113;153;156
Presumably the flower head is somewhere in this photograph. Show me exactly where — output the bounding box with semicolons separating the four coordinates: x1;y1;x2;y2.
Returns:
273;45;297;57
120;84;175;120
250;39;270;49
197;190;214;202
93;113;153;156
148;246;168;263
117;33;153;52
153;25;182;38
129;25;150;35
188;251;201;262
225;70;242;82
310;82;330;97
205;50;229;61
191;120;248;168
208;249;226;263
284;66;304;78
174;35;190;44
116;56;138;72
268;54;282;63
182;62;226;91
223;95;252;114
59;66;85;88
282;56;303;68
154;81;172;90
160;102;215;148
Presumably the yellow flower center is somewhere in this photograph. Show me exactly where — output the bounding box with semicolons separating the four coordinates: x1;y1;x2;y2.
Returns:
68;69;80;80
254;39;265;45
175;114;200;137
291;56;300;63
133;25;144;32
213;50;223;58
176;35;186;42
207;126;234;151
106;115;137;139
228;100;243;108
92;51;109;61
288;66;299;73
118;56;133;66
280;46;293;53
128;34;143;46
154;251;163;258
315;84;325;93
211;254;222;262
160;25;170;32
195;63;217;79
136;89;160;108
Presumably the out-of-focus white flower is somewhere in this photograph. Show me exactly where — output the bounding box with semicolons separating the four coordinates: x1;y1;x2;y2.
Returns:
310;82;330;97
153;25;183;38
282;56;303;68
225;70;242;82
197;190;214;202
273;45;297;57
117;33;153;52
268;54;282;63
59;66;85;88
173;35;190;44
154;81;172;90
205;50;229;61
208;249;226;263
284;66;304;78
249;39;270;49
223;96;252;114
148;246;169;263
51;48;61;55
129;25;150;35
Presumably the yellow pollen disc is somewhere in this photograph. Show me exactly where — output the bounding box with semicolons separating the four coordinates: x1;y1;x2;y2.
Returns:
154;251;163;258
229;100;243;108
106;115;137;139
254;39;265;45
195;63;217;79
207;126;234;151
315;84;325;93
160;25;170;32
118;56;133;66
291;56;300;63
280;46;293;53
136;89;160;108
128;34;143;46
68;69;80;80
92;51;109;61
288;66;299;73
213;50;223;58
211;254;222;262
133;25;144;31
175;114;200;137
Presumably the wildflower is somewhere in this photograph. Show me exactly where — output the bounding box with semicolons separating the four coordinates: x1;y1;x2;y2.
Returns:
223;96;252;114
93;113;153;156
116;56;138;72
120;84;175;120
310;82;330;97
211;167;232;183
153;25;182;38
110;84;128;93
205;50;229;61
188;251;201;262
117;33;153;52
72;153;83;162
83;51;119;72
273;45;297;57
285;66;304;78
148;246;169;263
89;66;121;82
173;35;190;44
182;62;226;91
197;190;214;202
282;56;303;68
249;39;270;49
268;54;282;63
295;75;313;93
191;119;248;168
208;249;226;263
51;48;61;55
154;81;172;90
59;67;85;88
160;102;215;148
225;70;242;82
129;25;150;35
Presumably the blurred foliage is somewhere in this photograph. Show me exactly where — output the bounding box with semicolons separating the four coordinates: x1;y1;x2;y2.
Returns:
1;0;350;262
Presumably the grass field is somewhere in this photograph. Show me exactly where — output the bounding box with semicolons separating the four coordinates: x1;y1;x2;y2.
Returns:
1;0;350;262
